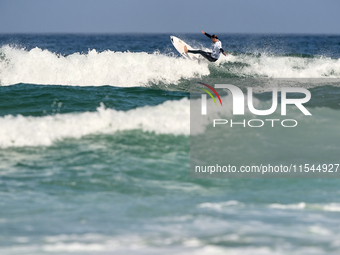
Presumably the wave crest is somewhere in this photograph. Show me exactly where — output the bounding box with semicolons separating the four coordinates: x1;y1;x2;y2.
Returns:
0;98;190;148
0;46;209;86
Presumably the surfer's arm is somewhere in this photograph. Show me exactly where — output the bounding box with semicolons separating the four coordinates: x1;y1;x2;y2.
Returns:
202;31;212;38
220;48;227;56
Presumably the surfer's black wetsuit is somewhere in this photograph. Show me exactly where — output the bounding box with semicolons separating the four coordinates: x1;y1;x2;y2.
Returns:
188;49;218;62
187;33;225;62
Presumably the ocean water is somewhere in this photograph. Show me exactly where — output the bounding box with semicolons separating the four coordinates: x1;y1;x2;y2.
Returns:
1;34;340;254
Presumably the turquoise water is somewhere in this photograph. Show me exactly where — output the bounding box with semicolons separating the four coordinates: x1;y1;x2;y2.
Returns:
1;34;340;254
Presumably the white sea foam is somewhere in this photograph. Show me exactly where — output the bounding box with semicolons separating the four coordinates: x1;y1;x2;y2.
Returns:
1;45;340;87
0;98;190;148
199;201;340;213
269;202;307;210
0;94;254;148
0;45;209;86
198;200;243;212
322;203;340;212
220;53;340;78
269;202;340;212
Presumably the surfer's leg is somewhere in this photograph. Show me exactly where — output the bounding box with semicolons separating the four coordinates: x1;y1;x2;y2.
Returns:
187;50;203;54
187;50;217;62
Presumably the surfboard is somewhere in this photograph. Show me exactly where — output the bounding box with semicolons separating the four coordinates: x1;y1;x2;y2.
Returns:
170;36;201;61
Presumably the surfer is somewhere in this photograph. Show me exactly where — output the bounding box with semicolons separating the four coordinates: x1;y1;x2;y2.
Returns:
184;31;227;62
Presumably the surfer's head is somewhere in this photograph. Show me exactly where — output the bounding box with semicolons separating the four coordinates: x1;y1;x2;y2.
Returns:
211;34;219;42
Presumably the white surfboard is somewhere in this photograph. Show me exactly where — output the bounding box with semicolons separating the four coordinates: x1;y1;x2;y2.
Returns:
170;36;201;61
